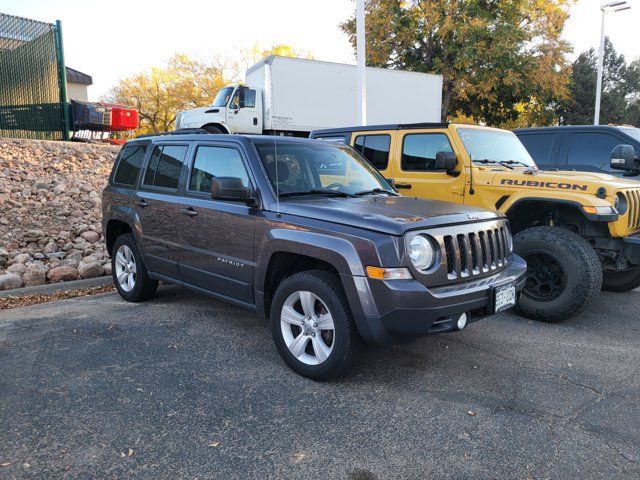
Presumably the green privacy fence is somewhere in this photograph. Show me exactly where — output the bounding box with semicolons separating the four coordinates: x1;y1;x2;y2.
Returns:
0;13;69;140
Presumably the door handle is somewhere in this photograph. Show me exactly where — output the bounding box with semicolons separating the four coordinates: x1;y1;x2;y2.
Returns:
135;199;149;208
395;183;412;189
180;207;198;217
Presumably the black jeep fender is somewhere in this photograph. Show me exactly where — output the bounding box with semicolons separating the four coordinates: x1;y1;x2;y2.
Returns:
254;228;377;340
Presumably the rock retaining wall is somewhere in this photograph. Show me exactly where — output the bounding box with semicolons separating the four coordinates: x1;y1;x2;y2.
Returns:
0;138;120;291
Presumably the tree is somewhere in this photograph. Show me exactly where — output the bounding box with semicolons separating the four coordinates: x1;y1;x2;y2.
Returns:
561;38;638;126
104;54;233;134
340;0;572;126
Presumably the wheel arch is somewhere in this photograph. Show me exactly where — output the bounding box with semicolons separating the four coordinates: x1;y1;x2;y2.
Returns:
501;197;613;235
202;123;230;134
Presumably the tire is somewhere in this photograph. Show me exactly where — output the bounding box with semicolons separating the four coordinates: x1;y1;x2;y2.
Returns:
202;125;223;134
270;270;356;380
602;267;640;292
513;226;602;322
111;233;158;302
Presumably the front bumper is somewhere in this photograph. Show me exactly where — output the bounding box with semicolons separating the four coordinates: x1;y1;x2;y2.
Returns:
623;234;640;265
344;255;527;345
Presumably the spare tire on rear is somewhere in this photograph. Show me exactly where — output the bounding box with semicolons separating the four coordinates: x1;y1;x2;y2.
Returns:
513;226;602;322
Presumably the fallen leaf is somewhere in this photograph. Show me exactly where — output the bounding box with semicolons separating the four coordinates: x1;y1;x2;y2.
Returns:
207;441;220;448
23;463;30;468
127;449;134;457
467;410;477;417
0;462;11;467
291;452;305;464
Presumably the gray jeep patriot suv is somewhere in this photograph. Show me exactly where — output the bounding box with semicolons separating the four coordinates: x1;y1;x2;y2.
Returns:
102;131;526;379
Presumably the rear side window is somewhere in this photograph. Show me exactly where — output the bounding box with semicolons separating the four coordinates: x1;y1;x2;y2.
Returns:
143;145;188;190
401;133;453;171
353;134;391;170
518;133;557;166
189;146;250;193
112;143;147;185
566;132;621;172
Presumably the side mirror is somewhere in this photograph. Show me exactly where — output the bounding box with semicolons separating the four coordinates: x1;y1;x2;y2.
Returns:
211;177;252;202
435;151;458;172
610;144;637;171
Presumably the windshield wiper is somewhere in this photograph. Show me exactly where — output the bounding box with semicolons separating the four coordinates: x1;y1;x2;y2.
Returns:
498;160;533;168
279;189;357;198
355;188;398;196
472;158;513;169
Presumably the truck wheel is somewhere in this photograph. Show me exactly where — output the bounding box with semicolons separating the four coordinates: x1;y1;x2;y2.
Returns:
513;226;602;322
111;233;158;302
270;270;355;380
202;125;223;134
602;267;640;292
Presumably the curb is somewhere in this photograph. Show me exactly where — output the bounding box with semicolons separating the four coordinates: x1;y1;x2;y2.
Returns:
0;276;113;299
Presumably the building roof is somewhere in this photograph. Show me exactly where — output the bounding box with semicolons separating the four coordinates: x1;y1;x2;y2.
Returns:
66;66;92;86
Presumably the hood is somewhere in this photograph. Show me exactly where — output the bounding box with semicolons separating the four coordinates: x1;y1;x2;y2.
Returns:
486;168;639;195
276;195;500;236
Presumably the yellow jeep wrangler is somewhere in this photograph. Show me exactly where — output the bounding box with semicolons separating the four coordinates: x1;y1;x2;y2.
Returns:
311;123;640;322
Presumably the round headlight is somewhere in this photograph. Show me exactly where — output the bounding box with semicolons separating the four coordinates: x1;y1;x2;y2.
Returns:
615;193;627;215
408;235;435;270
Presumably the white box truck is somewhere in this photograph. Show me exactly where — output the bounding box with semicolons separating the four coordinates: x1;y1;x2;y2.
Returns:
175;56;443;136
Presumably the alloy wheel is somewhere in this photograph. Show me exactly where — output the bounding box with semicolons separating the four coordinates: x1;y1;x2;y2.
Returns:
115;244;137;292
280;290;335;365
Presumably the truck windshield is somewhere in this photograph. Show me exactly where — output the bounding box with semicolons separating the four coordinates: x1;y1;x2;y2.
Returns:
458;128;537;168
211;87;235;107
255;142;396;197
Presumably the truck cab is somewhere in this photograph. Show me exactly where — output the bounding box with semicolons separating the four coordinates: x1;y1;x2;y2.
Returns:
311;123;640;323
176;85;263;135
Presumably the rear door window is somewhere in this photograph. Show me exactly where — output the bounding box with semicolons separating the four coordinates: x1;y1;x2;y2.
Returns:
353;134;391;170
112;143;148;186
401;133;453;171
518;133;557;168
143;144;188;190
566;132;622;172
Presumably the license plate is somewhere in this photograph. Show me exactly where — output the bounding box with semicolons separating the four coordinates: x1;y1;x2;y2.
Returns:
494;282;517;312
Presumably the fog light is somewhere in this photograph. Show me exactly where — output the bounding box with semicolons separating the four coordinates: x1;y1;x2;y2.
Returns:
457;313;468;330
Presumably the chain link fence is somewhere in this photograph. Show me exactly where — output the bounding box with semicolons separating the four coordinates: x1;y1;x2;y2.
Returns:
0;13;69;140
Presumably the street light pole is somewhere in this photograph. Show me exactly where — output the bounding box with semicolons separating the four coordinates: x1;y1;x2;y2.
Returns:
594;1;631;126
356;0;367;125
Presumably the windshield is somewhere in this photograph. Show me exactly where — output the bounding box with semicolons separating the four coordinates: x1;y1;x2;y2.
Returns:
617;127;640;143
211;87;235;107
458;128;537;168
255;141;395;197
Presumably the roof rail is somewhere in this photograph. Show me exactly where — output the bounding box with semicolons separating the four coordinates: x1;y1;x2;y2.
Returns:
135;128;211;139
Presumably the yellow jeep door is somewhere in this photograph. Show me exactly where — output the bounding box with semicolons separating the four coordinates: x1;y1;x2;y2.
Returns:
390;129;466;203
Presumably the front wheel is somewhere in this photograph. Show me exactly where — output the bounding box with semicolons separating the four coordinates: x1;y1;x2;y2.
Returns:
270;270;356;380
513;226;602;322
602;267;640;292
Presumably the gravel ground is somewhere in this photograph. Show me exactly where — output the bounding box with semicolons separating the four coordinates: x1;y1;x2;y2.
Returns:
1;285;639;479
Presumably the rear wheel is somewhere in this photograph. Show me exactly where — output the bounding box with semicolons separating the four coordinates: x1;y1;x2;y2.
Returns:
513;226;602;322
270;270;355;380
602;267;640;292
111;233;158;302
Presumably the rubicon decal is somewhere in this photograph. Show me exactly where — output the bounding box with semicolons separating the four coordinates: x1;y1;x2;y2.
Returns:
500;179;588;191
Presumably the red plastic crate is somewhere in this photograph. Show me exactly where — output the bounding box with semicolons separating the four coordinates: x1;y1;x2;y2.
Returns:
110;106;138;131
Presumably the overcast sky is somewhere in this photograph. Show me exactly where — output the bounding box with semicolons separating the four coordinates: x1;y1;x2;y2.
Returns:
1;0;639;100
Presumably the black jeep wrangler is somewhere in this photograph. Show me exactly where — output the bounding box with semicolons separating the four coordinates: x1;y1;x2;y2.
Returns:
102;132;526;379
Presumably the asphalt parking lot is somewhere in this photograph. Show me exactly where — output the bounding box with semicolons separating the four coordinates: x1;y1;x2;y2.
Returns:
1;285;639;479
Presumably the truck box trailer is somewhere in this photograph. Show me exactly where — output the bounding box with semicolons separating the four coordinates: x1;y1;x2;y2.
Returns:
176;56;443;136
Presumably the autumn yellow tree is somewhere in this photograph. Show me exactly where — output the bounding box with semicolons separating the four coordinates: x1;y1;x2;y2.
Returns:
104;54;233;134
